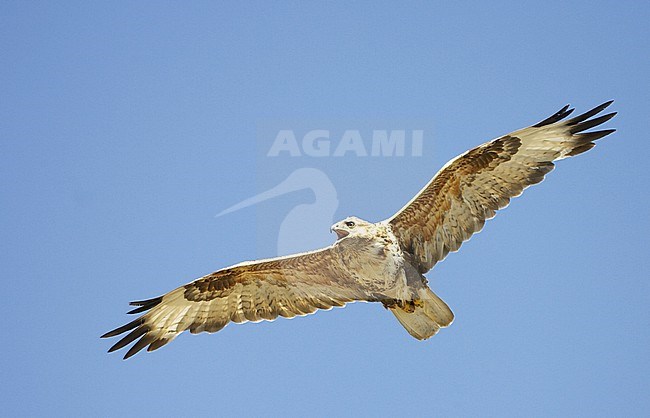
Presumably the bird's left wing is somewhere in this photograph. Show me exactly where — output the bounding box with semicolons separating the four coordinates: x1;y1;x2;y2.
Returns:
102;246;368;359
386;101;616;274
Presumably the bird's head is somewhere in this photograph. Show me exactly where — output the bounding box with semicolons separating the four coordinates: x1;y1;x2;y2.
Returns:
330;216;373;240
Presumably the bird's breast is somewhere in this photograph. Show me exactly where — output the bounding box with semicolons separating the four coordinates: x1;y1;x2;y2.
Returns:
335;231;406;293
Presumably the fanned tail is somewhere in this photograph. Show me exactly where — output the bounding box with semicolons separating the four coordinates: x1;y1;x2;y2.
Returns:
390;288;454;340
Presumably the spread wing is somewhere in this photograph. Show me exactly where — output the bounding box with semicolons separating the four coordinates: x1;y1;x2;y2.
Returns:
387;101;616;273
102;246;370;359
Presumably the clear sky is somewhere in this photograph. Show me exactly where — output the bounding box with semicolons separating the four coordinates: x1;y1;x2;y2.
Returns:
2;2;649;417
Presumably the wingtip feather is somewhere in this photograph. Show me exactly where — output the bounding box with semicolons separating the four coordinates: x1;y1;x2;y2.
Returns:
101;317;143;338
107;326;149;353
569;112;617;133
123;335;154;360
566;100;615;126
533;104;574;127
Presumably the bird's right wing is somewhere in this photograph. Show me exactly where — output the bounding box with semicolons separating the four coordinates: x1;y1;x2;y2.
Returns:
386;101;616;273
102;246;369;359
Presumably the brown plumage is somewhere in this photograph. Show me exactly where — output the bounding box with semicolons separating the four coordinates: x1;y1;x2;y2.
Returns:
102;101;615;359
387;101;615;272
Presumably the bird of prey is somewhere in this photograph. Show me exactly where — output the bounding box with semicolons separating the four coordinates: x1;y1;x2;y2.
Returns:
102;101;616;359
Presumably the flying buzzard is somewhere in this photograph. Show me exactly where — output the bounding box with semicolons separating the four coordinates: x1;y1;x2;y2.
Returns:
102;101;616;359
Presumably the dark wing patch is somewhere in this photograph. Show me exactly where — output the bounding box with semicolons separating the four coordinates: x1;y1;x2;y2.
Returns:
184;271;239;301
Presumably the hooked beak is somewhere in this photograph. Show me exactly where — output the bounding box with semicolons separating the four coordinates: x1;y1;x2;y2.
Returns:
330;226;349;239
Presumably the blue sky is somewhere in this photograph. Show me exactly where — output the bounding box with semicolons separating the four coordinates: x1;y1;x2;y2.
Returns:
2;2;649;417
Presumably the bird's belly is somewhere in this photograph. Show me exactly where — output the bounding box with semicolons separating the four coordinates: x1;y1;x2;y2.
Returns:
346;251;409;298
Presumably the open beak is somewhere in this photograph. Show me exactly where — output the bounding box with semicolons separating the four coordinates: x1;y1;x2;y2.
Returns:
331;226;349;239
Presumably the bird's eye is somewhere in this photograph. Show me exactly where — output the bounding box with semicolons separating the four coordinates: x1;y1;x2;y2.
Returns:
345;221;355;228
